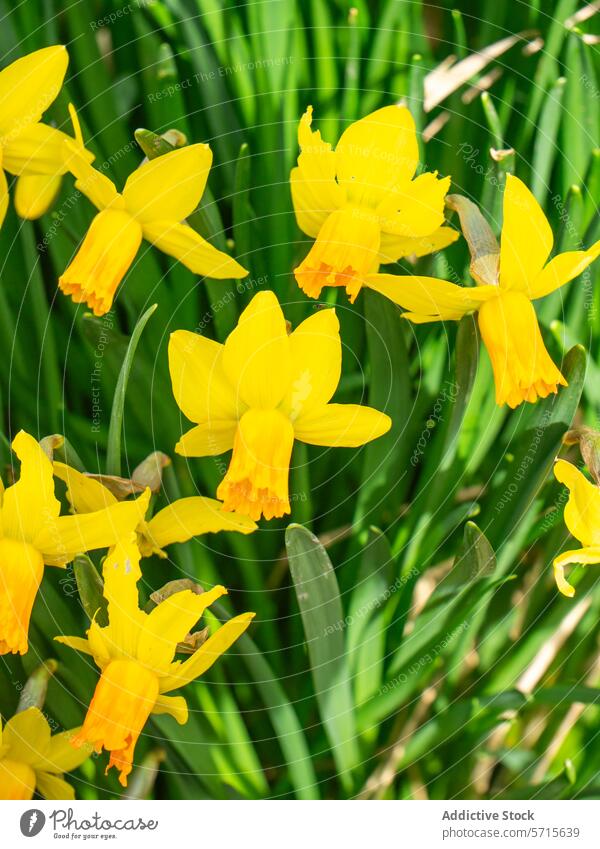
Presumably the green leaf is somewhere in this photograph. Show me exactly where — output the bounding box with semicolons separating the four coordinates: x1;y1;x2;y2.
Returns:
106;303;157;476
342;7;361;121
347;528;394;711
286;523;360;791
232;143;254;276
522;0;579;149
479;344;586;567
443;520;496;594
210;600;319;800
354;289;412;527
398;315;479;569
531;77;566;205
561;34;593;196
362;524;501;727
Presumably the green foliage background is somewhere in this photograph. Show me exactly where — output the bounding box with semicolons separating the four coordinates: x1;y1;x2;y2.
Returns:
1;0;600;800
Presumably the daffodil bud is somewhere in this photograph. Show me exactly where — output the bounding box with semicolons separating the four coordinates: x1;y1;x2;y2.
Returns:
564;427;600;486
16;659;58;712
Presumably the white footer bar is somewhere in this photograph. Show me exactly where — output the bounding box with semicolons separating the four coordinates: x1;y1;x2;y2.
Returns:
2;799;598;848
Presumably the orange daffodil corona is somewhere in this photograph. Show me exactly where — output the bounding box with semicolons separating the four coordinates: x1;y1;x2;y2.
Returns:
0;45;93;224
59;139;248;316
169;290;392;521
291;104;458;302
57;537;254;787
366;175;600;408
0;431;151;656
0;707;91;800
552;459;600;598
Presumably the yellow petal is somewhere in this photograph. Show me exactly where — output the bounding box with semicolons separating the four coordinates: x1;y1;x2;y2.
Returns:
0;539;44;656
379;225;459;265
141;497;256;556
553;546;600;597
400;312;463;324
152;694;188;724
0;163;8;229
379;173;451;238
34;727;92;774
161;612;255;693
102;537;146;657
123;143;212;222
2;430;60;543
529;240;600;299
168;329;237;424
478;291;566;407
365;273;497;319
554;459;600;546
53;461;117;513
0;758;36;799
32;489;150;565
291;107;346;237
222;290;292;409
63;139;119;210
35;772;75;800
59;208;143;316
290;166;333;238
86;620;111;669
294;403;391;447
282;308;341;418
2;708;50;766
0;46;68;137
217;409;295;521
54;634;93;655
294;206;381;302
499;174;553;292
175;422;238;457
2;123;72;176
137;585;228;670
336;105;419;207
143;220;247;278
67;102;85;148
14;173;62;219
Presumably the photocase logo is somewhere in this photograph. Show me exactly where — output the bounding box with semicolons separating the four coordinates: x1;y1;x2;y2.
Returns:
20;809;46;837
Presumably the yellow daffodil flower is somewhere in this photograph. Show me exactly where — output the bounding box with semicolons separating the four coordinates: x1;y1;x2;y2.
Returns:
366;175;600;408
291;105;458;302
0;430;150;656
59;140;248;316
15;103;93;220
0;707;91;800
56;538;254;787
169;290;392;520
52;460;257;556
552;459;600;597
0;46;92;226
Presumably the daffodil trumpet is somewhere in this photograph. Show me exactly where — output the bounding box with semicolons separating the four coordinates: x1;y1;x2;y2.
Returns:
59;140;248;316
57;538;254;786
169;290;392;521
291;104;458;302
0;707;91;800
366;175;600;408
0;430;150;656
552;459;600;598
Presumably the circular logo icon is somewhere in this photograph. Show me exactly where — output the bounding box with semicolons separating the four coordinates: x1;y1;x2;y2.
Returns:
20;810;46;837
